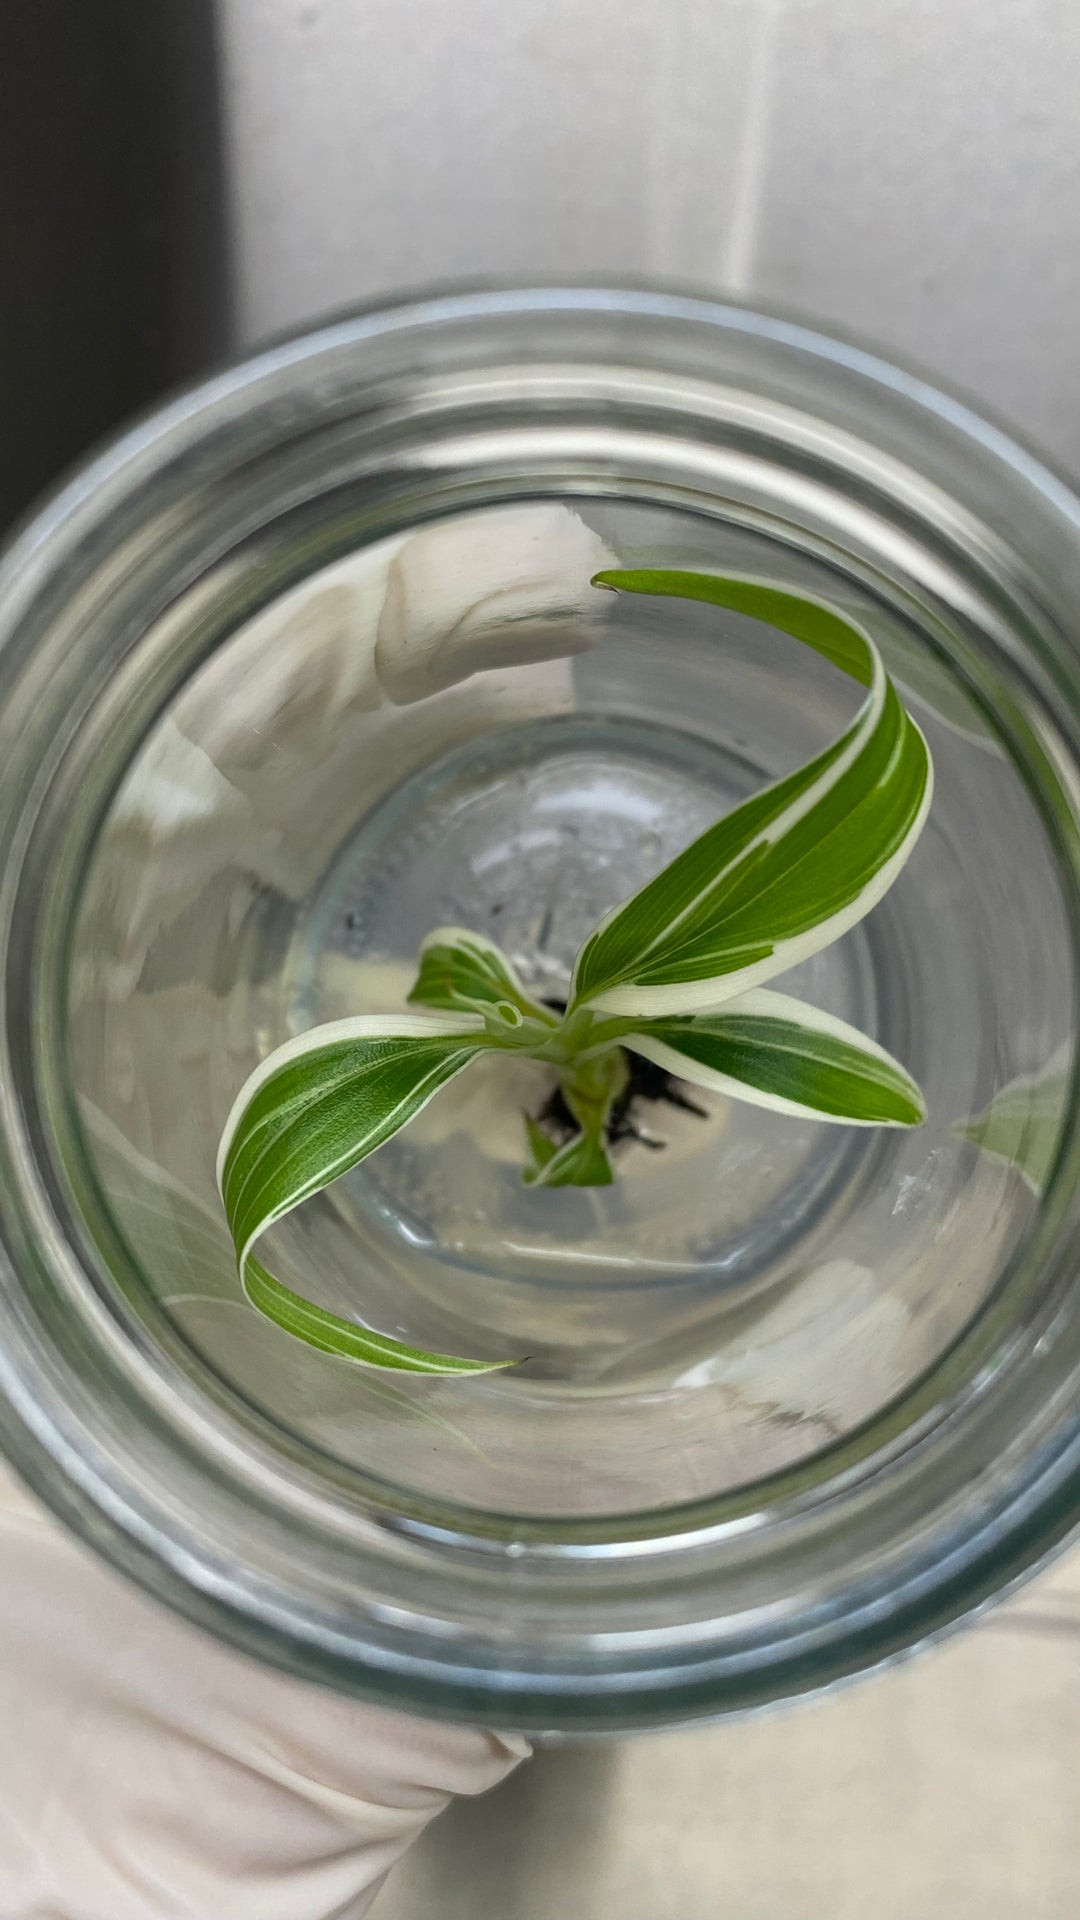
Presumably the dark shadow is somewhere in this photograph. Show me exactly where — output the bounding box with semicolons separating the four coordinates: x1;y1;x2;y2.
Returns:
0;0;231;534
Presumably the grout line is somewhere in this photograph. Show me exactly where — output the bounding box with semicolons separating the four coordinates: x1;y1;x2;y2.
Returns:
641;0;683;277
722;0;785;295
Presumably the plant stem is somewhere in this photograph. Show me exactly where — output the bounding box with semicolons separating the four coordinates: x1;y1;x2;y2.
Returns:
532;1005;598;1066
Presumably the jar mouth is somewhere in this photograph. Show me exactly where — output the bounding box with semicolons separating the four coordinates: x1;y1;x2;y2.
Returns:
3;283;1080;1729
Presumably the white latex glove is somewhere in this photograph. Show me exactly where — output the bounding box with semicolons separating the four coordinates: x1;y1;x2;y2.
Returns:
0;1469;530;1919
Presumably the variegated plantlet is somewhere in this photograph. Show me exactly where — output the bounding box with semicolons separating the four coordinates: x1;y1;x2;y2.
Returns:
217;570;933;1370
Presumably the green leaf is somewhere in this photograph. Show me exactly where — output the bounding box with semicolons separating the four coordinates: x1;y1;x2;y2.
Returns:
523;1113;560;1177
524;1129;615;1187
243;1256;504;1372
408;924;556;1036
593;569;876;686
407;925;526;1015
522;1047;626;1188
622;988;926;1127
218;1013;512;1371
572;570;932;1015
80;1099;235;1300
956;1047;1070;1194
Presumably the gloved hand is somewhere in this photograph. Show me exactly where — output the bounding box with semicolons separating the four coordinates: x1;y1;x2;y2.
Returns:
0;1469;530;1919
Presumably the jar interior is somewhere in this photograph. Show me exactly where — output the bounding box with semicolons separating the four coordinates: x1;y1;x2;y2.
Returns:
64;494;1078;1519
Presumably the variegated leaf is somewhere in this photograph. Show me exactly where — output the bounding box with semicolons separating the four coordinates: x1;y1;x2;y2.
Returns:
622;988;925;1127
571;570;932;1016
218;1014;513;1370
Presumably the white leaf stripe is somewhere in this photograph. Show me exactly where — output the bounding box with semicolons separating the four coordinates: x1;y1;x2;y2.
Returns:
614;707;928;997
647;649;885;962
221;1052;404;1217
526;1129;614;1187
571;571;932;1017
244;1258;508;1373
571;578;883;999
570;723;858;1002
217;1016;508;1372
653;683;902;966
215;1011;484;1186
223;1035;484;1272
408;925;552;1022
234;1048;480;1272
594;749;932;1017
623;988;925;1126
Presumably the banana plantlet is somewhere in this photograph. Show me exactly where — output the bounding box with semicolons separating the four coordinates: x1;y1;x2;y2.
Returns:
217;570;933;1372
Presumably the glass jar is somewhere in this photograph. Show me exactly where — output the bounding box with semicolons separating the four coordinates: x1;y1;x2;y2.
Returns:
2;285;1080;1731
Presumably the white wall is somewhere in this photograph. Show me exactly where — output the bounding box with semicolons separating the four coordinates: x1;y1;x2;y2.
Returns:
219;0;1080;475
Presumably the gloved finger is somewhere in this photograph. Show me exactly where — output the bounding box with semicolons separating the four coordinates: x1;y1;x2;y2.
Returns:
0;1470;529;1920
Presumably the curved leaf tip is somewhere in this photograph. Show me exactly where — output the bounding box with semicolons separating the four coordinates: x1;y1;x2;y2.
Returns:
574;567;932;1018
219;1014;520;1372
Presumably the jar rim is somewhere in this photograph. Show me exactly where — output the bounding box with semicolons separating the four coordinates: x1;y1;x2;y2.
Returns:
3;283;1080;1729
